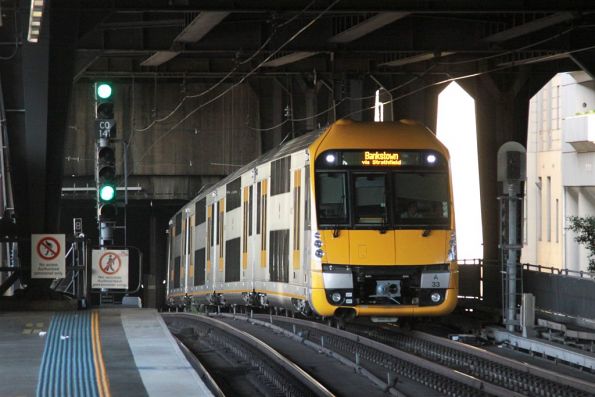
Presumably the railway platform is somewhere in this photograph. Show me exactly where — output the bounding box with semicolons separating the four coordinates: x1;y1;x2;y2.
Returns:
0;308;212;397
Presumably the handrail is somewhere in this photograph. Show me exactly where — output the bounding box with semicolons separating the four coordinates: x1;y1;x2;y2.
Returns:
522;263;595;280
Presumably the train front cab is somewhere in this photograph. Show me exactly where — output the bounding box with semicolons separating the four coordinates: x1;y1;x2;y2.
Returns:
307;120;459;318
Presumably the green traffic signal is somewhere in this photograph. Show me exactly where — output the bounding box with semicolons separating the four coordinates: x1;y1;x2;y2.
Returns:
98;183;116;202
96;83;113;100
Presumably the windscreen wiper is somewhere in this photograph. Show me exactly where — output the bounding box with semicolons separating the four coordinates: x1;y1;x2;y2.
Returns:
333;226;341;238
378;218;389;234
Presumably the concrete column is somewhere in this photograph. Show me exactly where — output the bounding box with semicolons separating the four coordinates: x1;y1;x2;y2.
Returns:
392;82;441;132
565;187;579;271
460;69;554;307
147;210;158;308
577;188;595;271
333;78;376;121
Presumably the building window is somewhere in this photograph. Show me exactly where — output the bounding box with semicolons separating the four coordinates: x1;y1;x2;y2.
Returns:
537;177;542;241
523;182;528;244
547;176;551;242
555;198;559;243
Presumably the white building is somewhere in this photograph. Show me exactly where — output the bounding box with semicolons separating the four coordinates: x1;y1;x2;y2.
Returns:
522;72;595;272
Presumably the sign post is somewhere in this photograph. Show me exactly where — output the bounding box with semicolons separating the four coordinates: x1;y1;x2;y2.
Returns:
31;234;66;279
91;249;129;289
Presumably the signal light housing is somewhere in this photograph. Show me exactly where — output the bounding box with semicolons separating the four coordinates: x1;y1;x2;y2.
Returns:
96;83;112;100
95;84;116;138
98;183;116;203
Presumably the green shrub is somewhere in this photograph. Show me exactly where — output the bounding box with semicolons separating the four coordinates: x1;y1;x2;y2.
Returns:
567;216;595;272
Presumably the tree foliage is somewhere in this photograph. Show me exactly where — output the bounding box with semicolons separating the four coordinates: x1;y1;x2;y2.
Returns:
567;216;595;272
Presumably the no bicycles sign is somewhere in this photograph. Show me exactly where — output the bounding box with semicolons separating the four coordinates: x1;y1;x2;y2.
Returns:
31;234;65;279
92;249;129;289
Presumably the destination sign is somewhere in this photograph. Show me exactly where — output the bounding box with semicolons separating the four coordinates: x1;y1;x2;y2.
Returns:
341;150;420;166
361;151;402;166
316;150;444;168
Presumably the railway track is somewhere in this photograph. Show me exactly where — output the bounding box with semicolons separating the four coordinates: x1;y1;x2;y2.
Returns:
163;313;333;397
165;311;595;397
342;321;595;397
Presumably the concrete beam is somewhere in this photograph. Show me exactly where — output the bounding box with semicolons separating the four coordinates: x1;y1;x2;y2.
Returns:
484;12;575;42
570;48;595;80
328;12;409;43
174;11;230;43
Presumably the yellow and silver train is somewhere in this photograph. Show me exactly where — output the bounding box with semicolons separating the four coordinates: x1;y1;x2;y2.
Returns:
166;119;458;319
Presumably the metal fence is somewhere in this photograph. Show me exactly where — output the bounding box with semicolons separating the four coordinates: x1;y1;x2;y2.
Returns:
522;264;595;320
457;260;595;320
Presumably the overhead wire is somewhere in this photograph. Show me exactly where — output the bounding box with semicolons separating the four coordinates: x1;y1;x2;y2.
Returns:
122;9;595;181
437;24;577;66
251;64;437;133
120;0;342;183
133;0;317;134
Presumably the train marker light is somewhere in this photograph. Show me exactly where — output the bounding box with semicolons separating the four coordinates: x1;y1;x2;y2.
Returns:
431;292;441;303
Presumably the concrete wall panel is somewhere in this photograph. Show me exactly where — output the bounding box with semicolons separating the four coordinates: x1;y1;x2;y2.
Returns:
63;81;261;200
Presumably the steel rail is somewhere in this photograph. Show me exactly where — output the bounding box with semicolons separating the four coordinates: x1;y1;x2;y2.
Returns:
215;312;517;397
172;334;225;397
163;313;335;397
405;328;595;395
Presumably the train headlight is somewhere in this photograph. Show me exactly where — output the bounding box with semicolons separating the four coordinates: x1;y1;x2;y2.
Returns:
426;154;437;164
325;153;336;164
331;292;342;303
431;292;441;303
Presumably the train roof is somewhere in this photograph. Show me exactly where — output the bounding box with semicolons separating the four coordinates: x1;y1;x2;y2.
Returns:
312;119;447;154
175;119;444;215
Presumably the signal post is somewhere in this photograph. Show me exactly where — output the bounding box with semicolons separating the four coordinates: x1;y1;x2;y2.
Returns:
94;82;117;247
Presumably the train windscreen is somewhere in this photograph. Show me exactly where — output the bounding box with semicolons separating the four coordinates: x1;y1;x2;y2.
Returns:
315;150;450;229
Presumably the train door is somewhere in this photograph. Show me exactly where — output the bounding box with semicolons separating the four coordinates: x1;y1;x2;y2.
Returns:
248;184;254;288
180;211;188;293
255;181;262;284
242;186;250;282
166;222;173;294
260;179;268;273
292;169;302;284
217;198;225;285
207;203;215;286
303;165;311;276
187;211;195;290
193;198;207;291
182;209;195;293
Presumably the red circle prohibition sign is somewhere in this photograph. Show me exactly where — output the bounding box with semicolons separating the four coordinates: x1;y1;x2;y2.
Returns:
99;252;121;275
36;237;60;261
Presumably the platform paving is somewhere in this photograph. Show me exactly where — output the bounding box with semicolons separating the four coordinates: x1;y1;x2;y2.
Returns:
0;308;211;397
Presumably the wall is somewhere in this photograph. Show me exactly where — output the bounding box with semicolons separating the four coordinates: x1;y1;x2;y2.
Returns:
523;76;563;269
524;72;595;273
62;81;261;201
